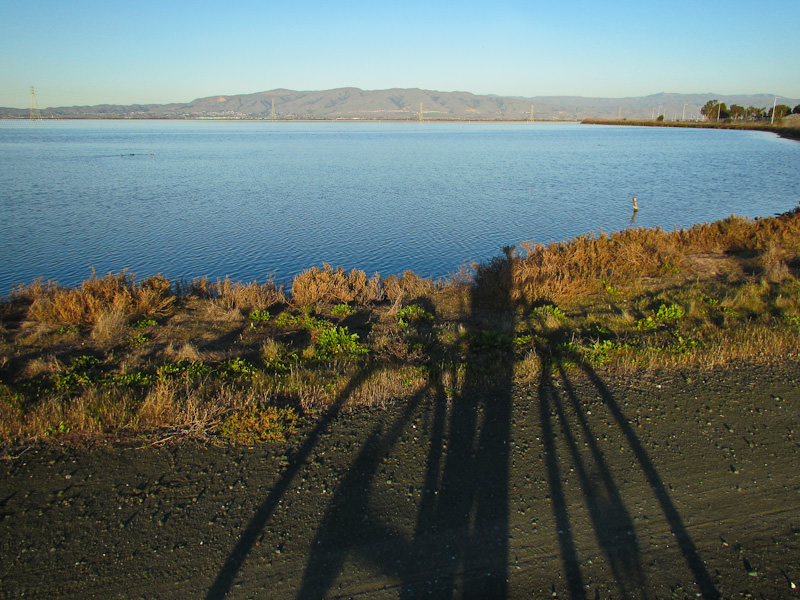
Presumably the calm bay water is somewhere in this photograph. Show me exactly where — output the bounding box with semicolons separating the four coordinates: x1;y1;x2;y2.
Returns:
1;120;798;295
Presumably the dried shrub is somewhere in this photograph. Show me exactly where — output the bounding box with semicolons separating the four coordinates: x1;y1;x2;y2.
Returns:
472;249;517;309
291;264;384;306
383;271;437;303
205;277;285;313
761;241;791;282
188;276;212;298
492;207;800;307
136;275;176;315
91;309;127;344
25;270;175;325
135;380;225;436
165;341;205;363
675;209;800;255
507;229;681;305
219;405;299;444
260;337;283;363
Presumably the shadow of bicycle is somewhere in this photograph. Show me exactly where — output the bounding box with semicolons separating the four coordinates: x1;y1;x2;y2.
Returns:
206;248;719;599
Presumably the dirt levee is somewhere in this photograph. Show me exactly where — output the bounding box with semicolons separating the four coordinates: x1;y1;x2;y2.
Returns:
2;360;800;599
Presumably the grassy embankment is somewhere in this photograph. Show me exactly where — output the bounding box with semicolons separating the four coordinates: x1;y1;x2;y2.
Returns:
581;116;800;141
2;208;800;446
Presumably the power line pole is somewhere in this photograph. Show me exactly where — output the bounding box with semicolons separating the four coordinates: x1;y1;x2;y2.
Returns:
29;86;41;121
419;102;423;122
771;96;778;125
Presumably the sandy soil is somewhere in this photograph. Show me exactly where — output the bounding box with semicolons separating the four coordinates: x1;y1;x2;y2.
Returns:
2;359;800;599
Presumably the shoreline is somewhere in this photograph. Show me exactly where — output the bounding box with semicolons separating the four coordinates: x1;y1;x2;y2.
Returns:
2;206;799;447
581;117;800;141
2;116;577;122
2;208;800;598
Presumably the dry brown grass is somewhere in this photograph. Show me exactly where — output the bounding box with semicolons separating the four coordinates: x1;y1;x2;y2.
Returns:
90;309;127;344
21;355;59;380
494;227;680;305
21;270;175;325
761;241;792;282
334;365;429;410
291;264;384;307
609;323;800;373
202;277;286;313
260;338;283;363
165;341;206;363
133;380;227;436
1;386;139;443
383;271;439;303
485;208;800;306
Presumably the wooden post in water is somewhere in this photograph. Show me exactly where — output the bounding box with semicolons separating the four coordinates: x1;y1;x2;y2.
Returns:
632;196;638;212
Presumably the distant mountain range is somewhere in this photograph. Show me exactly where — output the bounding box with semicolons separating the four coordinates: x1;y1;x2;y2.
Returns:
2;88;796;121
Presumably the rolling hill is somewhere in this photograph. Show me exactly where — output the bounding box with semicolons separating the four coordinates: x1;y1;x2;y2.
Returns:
2;88;795;121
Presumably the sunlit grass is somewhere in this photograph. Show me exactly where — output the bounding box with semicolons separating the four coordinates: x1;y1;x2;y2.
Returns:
1;206;799;445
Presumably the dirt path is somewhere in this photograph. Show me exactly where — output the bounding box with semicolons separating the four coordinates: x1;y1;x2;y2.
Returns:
2;360;800;599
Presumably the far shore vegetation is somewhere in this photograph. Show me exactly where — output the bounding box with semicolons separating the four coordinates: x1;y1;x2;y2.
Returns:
583;99;800;141
2;207;800;447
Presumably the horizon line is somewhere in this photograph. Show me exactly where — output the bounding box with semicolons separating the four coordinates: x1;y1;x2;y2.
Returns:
4;86;798;111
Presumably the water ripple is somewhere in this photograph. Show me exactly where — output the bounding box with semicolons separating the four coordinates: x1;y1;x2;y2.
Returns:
1;121;798;294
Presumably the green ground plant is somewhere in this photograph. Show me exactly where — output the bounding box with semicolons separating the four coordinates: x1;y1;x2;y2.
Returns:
274;310;332;331
313;326;369;361
128;333;149;346
135;319;158;328
220;406;299;444
331;303;355;317
395;304;434;329
248;309;271;322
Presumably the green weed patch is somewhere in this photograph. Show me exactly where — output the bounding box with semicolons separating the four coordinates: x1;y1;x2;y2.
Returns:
314;327;369;360
220;406;299;444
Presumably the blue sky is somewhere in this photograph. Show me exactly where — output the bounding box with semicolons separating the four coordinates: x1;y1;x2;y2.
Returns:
2;0;798;108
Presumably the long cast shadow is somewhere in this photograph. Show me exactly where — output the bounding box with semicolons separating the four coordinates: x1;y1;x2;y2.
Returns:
537;327;719;599
294;387;429;598
400;354;512;597
578;362;720;600
207;249;719;599
296;248;516;598
399;248;514;598
205;362;384;600
538;354;587;599
556;362;647;598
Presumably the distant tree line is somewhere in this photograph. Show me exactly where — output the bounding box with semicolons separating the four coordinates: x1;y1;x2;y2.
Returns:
701;99;800;122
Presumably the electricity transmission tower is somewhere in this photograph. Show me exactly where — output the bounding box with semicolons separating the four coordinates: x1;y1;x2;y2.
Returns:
29;86;42;121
